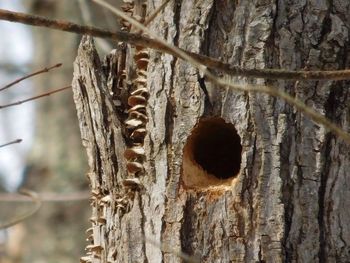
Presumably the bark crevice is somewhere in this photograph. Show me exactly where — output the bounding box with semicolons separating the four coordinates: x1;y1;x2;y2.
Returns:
71;1;350;262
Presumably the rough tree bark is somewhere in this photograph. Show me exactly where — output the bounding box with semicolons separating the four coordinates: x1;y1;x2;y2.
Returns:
72;0;350;262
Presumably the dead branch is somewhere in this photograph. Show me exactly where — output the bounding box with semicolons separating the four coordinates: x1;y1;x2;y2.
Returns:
143;0;171;27
0;191;89;202
0;85;71;109
0;7;349;142
0;189;42;229
1;8;350;80
94;0;350;144
0;139;22;148
0;63;62;92
77;0;112;53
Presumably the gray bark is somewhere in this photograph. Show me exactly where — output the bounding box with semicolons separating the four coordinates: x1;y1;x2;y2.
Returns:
72;0;350;262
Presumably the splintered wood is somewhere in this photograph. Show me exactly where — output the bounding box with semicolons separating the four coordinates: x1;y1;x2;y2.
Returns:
73;1;151;262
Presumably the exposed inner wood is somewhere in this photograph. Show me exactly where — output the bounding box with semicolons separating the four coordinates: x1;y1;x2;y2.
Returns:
182;117;241;189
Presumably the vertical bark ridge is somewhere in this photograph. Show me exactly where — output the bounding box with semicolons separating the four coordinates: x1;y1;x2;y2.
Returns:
72;1;350;262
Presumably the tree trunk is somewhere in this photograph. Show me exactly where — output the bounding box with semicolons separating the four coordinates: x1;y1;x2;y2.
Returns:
72;0;350;262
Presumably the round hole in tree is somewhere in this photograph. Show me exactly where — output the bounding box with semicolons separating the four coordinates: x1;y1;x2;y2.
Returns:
182;118;242;189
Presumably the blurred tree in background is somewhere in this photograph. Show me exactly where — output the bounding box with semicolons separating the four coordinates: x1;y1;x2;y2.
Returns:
1;1;119;262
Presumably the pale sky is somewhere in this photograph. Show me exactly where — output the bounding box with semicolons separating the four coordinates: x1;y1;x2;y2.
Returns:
0;0;35;190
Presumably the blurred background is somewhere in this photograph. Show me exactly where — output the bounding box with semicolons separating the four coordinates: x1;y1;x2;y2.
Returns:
0;0;120;262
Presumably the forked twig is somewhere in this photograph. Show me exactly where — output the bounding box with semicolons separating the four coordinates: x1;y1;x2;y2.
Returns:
0;85;71;109
92;0;350;143
0;139;22;148
0;189;42;229
1;8;350;80
0;63;62;92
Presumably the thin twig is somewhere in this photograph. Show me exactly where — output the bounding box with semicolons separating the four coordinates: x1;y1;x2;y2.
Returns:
240;84;350;143
1;8;350;80
77;0;112;53
0;139;22;148
0;189;42;229
0;85;71;109
92;0;350;143
78;0;93;24
0;191;90;202
0;63;62;92
0;8;348;142
143;0;171;26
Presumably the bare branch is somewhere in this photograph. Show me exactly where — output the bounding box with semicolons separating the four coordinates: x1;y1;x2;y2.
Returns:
0;85;71;109
0;63;62;92
0;189;42;229
144;0;171;27
1;8;350;80
0;8;348;142
0;190;89;229
0;191;89;202
78;0;112;53
93;0;350;144
241;84;350;143
0;139;22;148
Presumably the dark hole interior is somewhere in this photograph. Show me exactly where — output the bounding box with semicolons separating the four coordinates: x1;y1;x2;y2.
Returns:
192;119;242;179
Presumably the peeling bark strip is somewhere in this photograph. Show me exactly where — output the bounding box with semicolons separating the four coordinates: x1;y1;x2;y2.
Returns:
72;1;350;262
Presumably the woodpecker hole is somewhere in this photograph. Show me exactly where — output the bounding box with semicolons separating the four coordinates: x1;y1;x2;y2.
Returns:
182;118;242;189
